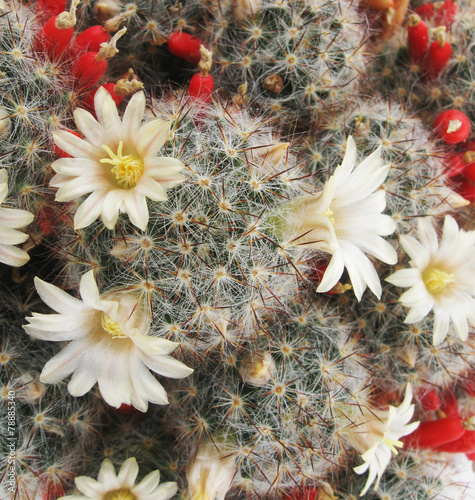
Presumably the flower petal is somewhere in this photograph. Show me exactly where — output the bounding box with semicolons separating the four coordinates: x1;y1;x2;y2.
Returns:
40;341;85;384
74;190;107;230
122;91;145;138
53;130;101;160
136;119;170;158
118;458;139;488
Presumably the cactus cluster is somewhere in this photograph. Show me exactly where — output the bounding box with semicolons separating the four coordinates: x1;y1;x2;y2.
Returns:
1;0;475;499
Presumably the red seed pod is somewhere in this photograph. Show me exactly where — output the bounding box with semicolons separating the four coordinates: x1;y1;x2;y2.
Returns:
435;0;458;27
434;110;471;145
117;403;136;415
284;486;320;500
167;31;204;65
461;149;475;182
73;52;108;88
456;178;475;200
188;45;215;109
72;25;110;53
35;0;66;19
72;27;126;90
414;3;435;19
407;14;430;63
403;418;466;449
435;430;475;453
53;130;81;158
188;73;214;105
445;155;466;177
420;388;441;411
35;0;79;58
425;27;452;78
440;390;460;418
83;83;124;110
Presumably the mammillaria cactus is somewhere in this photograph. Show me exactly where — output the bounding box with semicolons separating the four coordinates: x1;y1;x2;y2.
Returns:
1;0;475;498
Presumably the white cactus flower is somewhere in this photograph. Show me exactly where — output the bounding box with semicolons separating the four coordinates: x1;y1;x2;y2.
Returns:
59;457;178;500
287;136;397;300
24;270;193;411
386;215;475;345
0;169;34;267
51;87;186;231
352;384;419;496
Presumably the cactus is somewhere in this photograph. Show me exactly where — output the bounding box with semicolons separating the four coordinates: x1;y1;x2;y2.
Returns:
1;0;475;499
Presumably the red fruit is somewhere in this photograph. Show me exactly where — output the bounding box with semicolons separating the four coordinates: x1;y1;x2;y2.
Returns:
414;3;435;19
53;130;81;158
407;15;429;64
35;0;66;18
425;29;452;79
403;418;466;449
73;51;108;89
35;15;75;58
118;403;136;415
461;150;475;182
188;73;214;105
466;451;475;461
434;110;471;145
167;31;203;65
35;0;79;59
435;0;458;27
440;390;460;418
284;486;319;500
83;83;124;110
445;155;466;177
72;25;110;53
420;388;441;411
435;430;475;453
457;178;475;200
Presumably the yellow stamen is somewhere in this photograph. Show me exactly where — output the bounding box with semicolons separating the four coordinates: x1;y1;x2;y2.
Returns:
101;314;128;339
383;437;403;455
103;489;137;500
422;267;455;294
323;208;335;224
100;141;144;189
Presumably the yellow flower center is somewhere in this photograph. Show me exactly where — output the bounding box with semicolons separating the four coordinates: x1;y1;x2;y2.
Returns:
383;436;403;455
323;208;335;224
100;141;144;189
101;313;128;339
103;489;137;500
422;266;455;294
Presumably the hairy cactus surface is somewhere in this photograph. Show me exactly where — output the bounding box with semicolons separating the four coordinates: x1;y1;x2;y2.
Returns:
1;0;475;499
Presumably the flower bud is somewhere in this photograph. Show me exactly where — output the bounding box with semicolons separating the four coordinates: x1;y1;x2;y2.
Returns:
239;351;276;387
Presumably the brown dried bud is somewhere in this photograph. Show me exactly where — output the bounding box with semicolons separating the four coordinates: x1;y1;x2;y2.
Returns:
239;351;276;387
93;0;121;24
114;68;144;96
263;74;284;94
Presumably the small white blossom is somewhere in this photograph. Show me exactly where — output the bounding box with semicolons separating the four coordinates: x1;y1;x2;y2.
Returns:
186;440;236;500
0;169;34;267
386;215;475;345
286;136;397;300
352;385;419;496
24;270;193;411
51;87;186;231
60;457;177;500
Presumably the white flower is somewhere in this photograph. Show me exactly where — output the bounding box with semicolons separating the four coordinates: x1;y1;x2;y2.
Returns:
59;457;178;500
50;87;186;231
0;169;34;267
287;136;397;300
352;385;419;496
386;215;475;345
23;270;193;411
186;440;236;500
